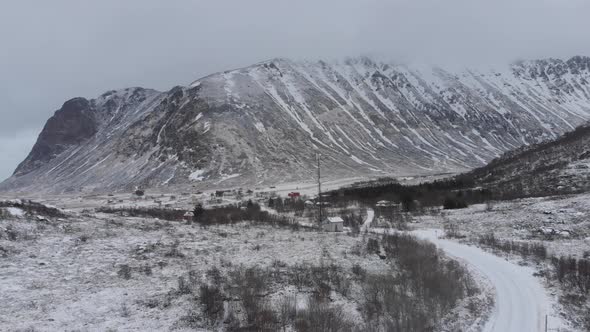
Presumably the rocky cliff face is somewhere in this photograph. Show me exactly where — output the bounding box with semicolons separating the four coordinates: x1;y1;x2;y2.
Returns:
14;98;97;176
3;56;590;194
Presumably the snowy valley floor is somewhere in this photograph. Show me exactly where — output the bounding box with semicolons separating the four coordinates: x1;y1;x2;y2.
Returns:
1;203;487;331
1;191;589;331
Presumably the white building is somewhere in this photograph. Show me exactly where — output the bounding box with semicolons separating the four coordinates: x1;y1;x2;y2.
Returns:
322;216;344;232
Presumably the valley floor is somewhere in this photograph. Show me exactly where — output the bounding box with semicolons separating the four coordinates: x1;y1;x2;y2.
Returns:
0;213;383;331
1;190;589;331
0;206;487;331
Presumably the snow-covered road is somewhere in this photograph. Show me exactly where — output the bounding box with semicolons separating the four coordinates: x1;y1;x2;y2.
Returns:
413;229;564;332
361;208;374;232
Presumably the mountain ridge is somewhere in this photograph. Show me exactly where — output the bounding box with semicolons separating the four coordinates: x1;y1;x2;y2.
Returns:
3;55;590;194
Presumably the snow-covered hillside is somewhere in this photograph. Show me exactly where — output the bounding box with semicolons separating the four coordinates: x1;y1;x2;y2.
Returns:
462;122;590;197
3;56;590;193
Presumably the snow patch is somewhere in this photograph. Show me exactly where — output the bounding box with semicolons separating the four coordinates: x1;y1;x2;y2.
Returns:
6;207;25;217
189;169;206;181
254;121;266;133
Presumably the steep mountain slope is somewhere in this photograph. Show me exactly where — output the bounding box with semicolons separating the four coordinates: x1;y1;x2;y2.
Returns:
2;56;590;194
462;122;590;197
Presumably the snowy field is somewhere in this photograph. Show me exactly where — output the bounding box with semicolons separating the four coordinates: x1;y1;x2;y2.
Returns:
1;189;588;331
0;199;488;331
0;210;380;331
414;193;590;259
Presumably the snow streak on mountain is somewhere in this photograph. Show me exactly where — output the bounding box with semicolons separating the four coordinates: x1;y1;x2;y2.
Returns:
3;56;590;193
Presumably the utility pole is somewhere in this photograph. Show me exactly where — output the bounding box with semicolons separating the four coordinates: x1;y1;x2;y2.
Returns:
317;153;322;225
545;315;548;332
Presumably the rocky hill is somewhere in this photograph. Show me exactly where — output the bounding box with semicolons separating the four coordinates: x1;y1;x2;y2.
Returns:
463;122;590;198
2;56;590;194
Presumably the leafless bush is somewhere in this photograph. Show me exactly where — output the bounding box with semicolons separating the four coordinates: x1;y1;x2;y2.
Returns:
117;264;132;280
278;295;297;332
120;303;130;318
352;264;367;280
327;264;350;297
294;299;354;332
139;264;152;276
341;211;363;234
444;221;464;239
350;242;362;256
272;259;288;268
194;202;296;228
178;309;201;329
97;206;185;221
0;245;9;258
206;267;223;286
313;280;332;302
367;238;380;254
164;240;185;258
199;284;224;325
178;276;192;295
361;274;389;321
478;233;547;261
552;256;590;295
289;264;312;290
374;232;480;330
227;266;277;330
3;225;19;241
78;234;90;243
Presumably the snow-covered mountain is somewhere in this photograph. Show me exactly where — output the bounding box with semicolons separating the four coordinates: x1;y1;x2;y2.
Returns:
3;56;590;194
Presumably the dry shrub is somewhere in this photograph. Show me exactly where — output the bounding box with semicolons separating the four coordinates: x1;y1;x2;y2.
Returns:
294;299;354;332
199;284;224;325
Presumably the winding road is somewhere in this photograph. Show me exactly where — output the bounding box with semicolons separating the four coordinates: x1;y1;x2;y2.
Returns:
413;229;564;332
363;209;564;331
361;208;374;232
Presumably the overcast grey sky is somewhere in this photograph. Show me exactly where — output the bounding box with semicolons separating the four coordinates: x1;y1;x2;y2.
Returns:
1;0;590;181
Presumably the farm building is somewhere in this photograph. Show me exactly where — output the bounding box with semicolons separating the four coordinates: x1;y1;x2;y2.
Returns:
321;216;344;232
375;200;401;209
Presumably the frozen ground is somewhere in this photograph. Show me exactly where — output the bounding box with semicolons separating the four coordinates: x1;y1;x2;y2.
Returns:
0;197;489;331
2;189;587;330
0;211;386;331
414;193;590;259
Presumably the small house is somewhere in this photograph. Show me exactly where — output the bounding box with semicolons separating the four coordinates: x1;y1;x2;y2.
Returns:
375;200;392;207
322;216;344;232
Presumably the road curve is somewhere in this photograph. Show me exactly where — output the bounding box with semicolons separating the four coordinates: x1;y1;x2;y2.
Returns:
361;208;374;232
413;229;563;332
